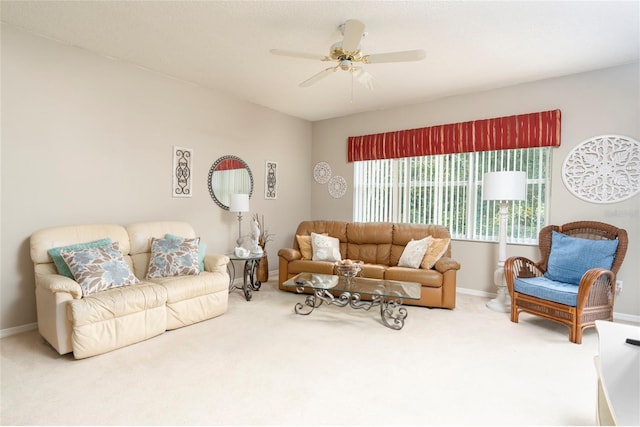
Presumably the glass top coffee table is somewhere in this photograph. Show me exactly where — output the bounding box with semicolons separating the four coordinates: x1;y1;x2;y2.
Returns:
282;272;421;330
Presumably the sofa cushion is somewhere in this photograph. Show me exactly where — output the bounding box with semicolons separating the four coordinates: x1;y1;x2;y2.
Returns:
60;242;140;297
149;271;229;303
385;266;443;288
398;236;432;268
165;233;206;271
347;222;393;265
359;263;386;279
514;276;578;306
421;237;451;269
48;238;113;279
69;282;167;326
287;259;337;276
346;243;392;265
147;237;200;279
544;231;618;285
311;232;342;262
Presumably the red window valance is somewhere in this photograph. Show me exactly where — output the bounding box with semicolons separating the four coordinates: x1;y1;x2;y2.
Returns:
347;109;561;162
216;158;246;171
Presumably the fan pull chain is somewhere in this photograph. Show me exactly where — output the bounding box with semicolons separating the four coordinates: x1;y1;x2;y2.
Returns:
350;69;354;105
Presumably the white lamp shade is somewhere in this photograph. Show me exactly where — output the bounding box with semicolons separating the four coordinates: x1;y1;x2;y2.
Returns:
229;193;250;212
483;171;527;201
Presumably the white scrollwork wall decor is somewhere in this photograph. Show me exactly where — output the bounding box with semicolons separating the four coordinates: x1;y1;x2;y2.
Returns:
313;161;332;184
328;175;347;199
265;161;277;200
562;134;640;204
173;146;193;197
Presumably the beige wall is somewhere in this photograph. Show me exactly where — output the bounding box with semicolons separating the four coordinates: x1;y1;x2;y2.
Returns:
311;63;640;318
1;25;312;330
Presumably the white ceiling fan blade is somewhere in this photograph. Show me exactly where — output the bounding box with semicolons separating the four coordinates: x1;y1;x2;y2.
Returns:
270;49;328;61
299;66;338;87
341;19;365;52
352;68;377;91
364;49;426;64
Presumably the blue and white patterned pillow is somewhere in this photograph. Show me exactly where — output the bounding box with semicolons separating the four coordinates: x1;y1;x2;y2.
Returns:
146;237;200;279
165;233;206;271
48;238;113;279
60;242;140;297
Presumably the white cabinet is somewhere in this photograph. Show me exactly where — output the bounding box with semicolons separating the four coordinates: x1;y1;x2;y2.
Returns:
595;320;640;426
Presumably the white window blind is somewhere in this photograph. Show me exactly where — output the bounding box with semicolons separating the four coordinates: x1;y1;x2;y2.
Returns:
353;148;550;243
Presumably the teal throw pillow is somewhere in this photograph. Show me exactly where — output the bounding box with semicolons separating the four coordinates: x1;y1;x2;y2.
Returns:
48;238;113;279
544;231;619;285
165;233;206;271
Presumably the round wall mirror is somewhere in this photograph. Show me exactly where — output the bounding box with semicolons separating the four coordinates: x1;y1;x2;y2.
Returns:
208;155;254;210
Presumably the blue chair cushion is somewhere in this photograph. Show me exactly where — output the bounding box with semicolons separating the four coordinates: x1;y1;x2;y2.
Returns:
544;231;618;285
514;276;578;307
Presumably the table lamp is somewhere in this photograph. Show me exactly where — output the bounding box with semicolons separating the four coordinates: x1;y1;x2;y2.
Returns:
483;171;527;312
229;193;250;247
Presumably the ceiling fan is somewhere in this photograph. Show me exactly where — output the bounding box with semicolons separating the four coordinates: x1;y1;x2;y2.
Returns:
270;19;426;90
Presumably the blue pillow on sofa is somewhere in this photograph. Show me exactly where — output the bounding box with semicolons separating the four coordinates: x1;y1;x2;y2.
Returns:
544;231;618;285
165;233;206;271
48;238;113;279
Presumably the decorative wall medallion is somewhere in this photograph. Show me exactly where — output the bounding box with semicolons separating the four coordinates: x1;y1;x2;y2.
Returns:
562;135;640;203
173;146;193;197
265;161;278;200
328;175;347;198
313;161;332;184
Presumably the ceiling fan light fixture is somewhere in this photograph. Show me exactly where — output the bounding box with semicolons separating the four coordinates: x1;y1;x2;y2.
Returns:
339;59;352;71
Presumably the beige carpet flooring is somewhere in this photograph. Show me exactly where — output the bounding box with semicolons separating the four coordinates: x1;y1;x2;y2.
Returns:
1;278;603;426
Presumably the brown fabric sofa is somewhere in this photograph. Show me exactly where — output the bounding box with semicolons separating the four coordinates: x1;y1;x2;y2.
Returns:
278;220;460;308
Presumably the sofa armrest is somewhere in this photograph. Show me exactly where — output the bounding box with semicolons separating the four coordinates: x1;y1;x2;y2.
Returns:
204;254;230;273
433;256;460;273
278;248;302;262
37;274;83;299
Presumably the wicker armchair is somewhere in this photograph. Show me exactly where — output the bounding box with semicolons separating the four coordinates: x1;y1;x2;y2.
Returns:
504;221;628;344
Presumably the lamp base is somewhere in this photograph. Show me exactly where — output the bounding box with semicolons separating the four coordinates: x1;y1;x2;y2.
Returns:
486;201;513;313
487;262;511;313
486;289;511;313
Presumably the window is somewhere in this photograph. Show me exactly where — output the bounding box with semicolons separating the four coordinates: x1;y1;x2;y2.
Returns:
353;148;551;243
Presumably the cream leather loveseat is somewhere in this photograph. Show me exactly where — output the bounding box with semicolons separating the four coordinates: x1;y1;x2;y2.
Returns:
278;220;460;308
30;221;229;359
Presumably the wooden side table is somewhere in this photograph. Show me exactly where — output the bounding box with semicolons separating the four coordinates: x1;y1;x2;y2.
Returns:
227;253;263;301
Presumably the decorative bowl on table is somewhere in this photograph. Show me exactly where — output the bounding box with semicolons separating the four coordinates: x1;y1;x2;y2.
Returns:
335;259;363;284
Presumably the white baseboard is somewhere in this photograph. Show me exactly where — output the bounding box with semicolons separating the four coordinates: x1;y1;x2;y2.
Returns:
456;286;640;324
457;287;495;298
613;312;640;324
0;322;37;339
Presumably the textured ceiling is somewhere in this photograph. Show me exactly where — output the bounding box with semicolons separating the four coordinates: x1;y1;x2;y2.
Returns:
2;1;639;121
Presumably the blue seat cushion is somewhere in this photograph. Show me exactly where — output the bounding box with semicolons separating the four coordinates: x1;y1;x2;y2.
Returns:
514;276;578;307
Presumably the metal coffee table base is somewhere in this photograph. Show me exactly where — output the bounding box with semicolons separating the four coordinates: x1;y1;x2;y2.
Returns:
293;287;409;330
